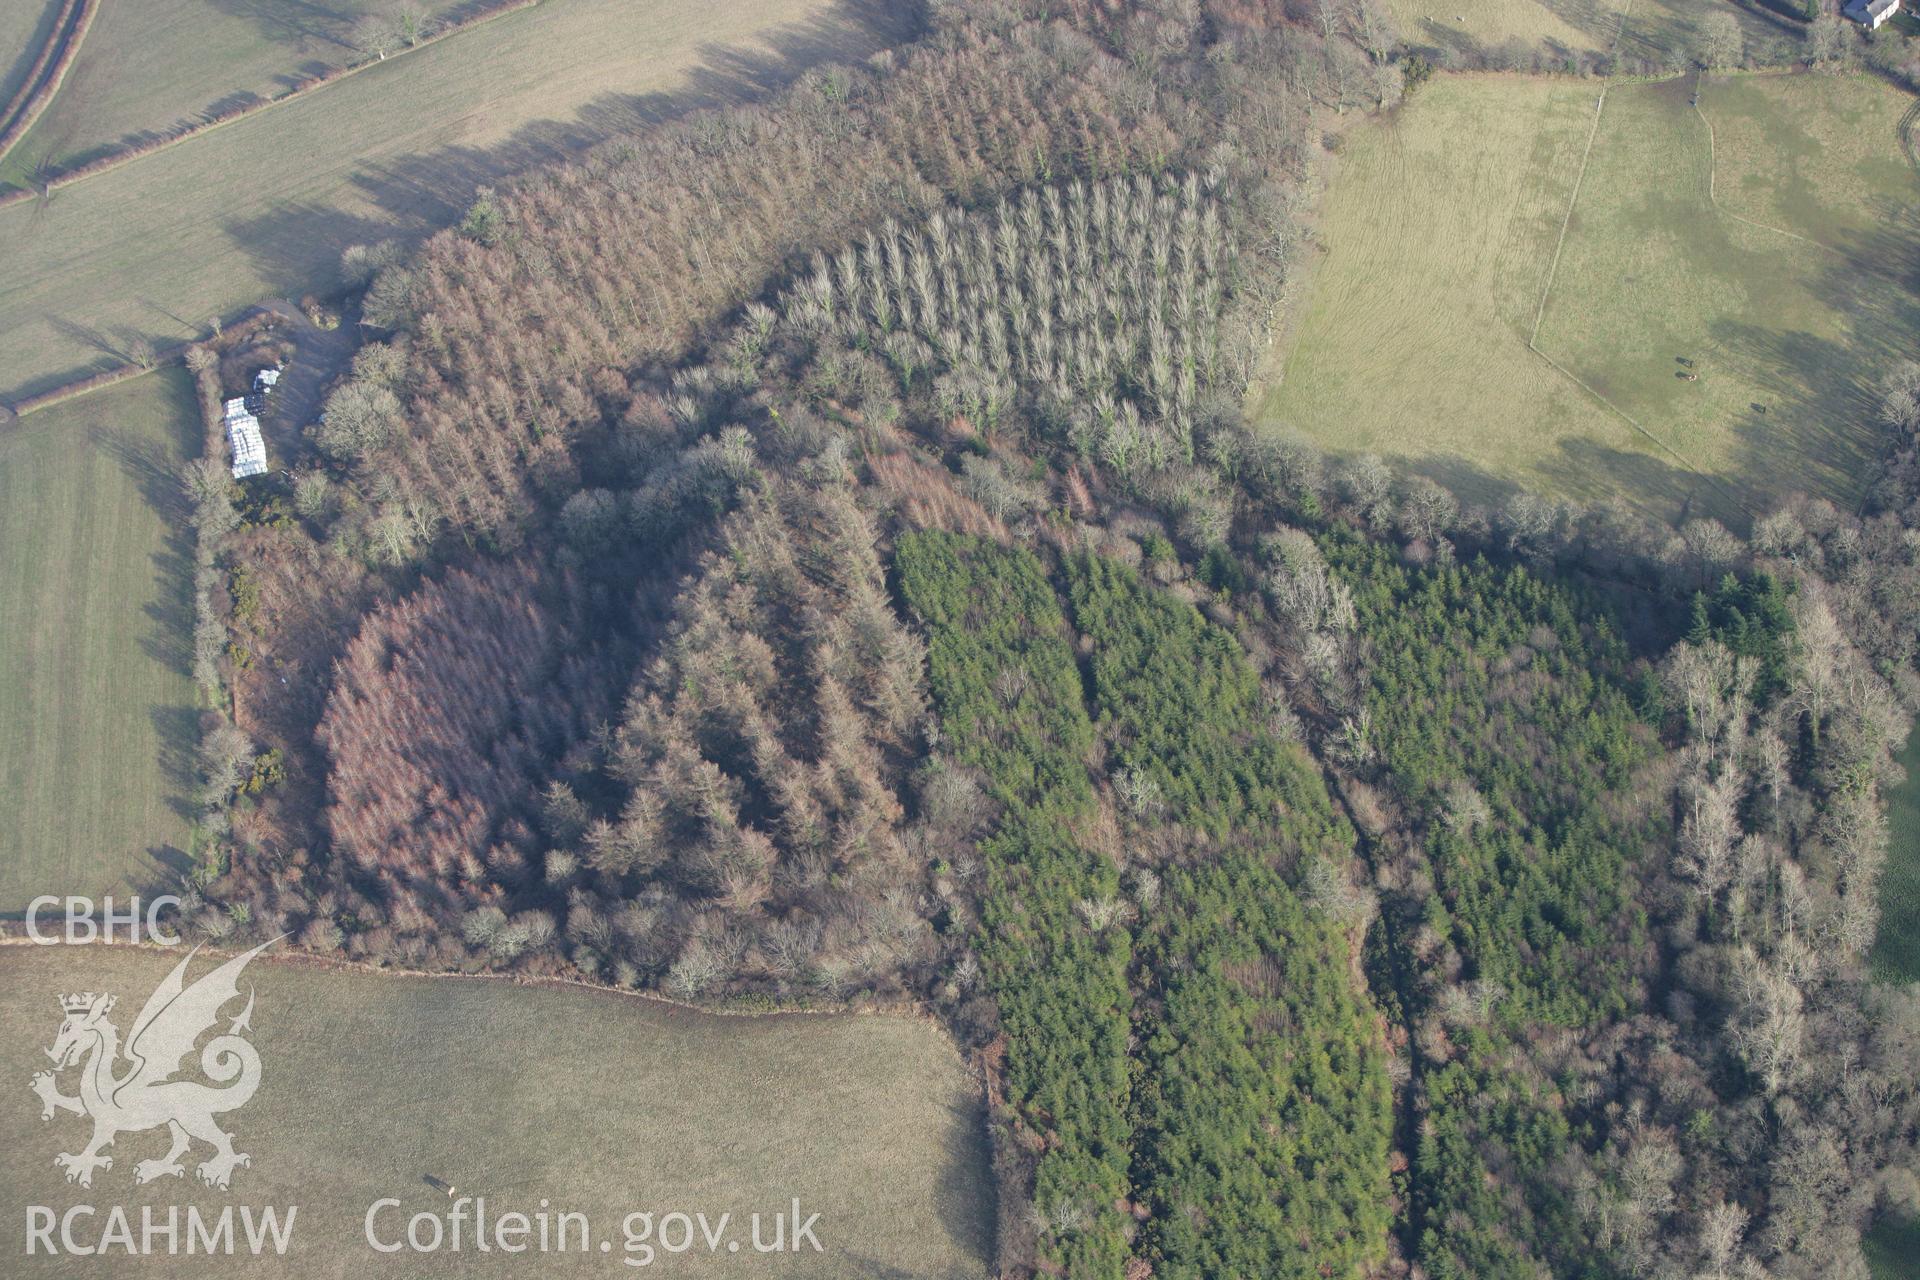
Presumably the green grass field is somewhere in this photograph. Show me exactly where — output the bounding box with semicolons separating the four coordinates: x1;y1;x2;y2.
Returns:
0;0;894;404
0;0;464;188
0;945;993;1277
1533;74;1898;517
1390;0;1625;57
1390;0;1789;65
1389;0;1796;66
1702;71;1920;252
0;0;60;110
1616;0;1803;69
1257;71;1910;522
1872;732;1920;984
0;372;198;915
1256;76;1661;510
1868;1211;1920;1280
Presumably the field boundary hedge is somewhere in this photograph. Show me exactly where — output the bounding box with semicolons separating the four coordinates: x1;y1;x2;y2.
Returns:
0;932;962;1027
0;0;98;168
1;351;170;421
0;2;77;140
2;303;303;420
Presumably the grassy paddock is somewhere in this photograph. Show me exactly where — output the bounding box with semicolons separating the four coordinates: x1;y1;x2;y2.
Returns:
0;371;197;914
1387;0;1800;66
1872;731;1920;984
1617;0;1803;68
1700;71;1919;252
0;0;897;404
0;0;465;188
1866;1211;1920;1280
1534;73;1897;516
0;0;60;110
0;945;993;1277
1390;0;1626;58
1254;76;1660;512
1256;71;1910;522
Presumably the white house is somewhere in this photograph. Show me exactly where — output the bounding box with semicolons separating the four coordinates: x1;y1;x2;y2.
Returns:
223;396;268;479
1845;0;1900;29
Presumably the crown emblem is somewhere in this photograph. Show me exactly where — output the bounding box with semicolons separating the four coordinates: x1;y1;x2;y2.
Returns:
34;940;277;1191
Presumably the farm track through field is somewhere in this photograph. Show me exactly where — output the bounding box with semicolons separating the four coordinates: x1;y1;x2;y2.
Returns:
1694;78;1851;264
1528;97;1613;344
1899;96;1920;178
1528;0;1634;348
1524;71;1767;522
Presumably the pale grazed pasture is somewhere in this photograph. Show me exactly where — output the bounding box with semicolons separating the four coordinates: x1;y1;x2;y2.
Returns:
1257;71;1912;524
1255;77;1660;512
0;371;198;914
1391;0;1800;67
1534;74;1902;518
0;0;61;110
0;0;468;190
0;0;904;404
0;944;995;1278
1389;0;1626;58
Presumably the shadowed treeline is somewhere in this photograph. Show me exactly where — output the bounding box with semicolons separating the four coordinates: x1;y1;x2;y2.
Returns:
0;0;924;406
221;0;923;298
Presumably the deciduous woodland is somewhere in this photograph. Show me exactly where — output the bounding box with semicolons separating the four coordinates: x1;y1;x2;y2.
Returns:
173;2;1920;1277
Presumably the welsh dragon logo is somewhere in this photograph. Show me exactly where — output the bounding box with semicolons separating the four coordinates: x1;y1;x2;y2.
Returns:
29;940;276;1190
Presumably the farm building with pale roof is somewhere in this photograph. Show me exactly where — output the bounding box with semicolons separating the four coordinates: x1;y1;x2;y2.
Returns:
224;397;268;479
1844;0;1901;28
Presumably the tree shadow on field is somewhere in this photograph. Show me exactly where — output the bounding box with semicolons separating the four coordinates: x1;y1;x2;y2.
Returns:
138;833;197;890
47;317;140;367
202;0;362;50
150;703;203;828
89;420;195;680
1397;431;1722;528
1538;0;1630;43
90;417;203;841
207;0;583;52
1401;452;1527;512
24;320;194;398
1731;0;1813;36
1535;436;1726;526
1398;23;1584;70
807;1089;993;1277
217;0;925;298
1711;206;1920;512
1616;0;1695;65
932;1091;996;1269
1831;195;1920;300
1709;318;1881;511
0;0;61;107
201;88;271;123
280;56;337;91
